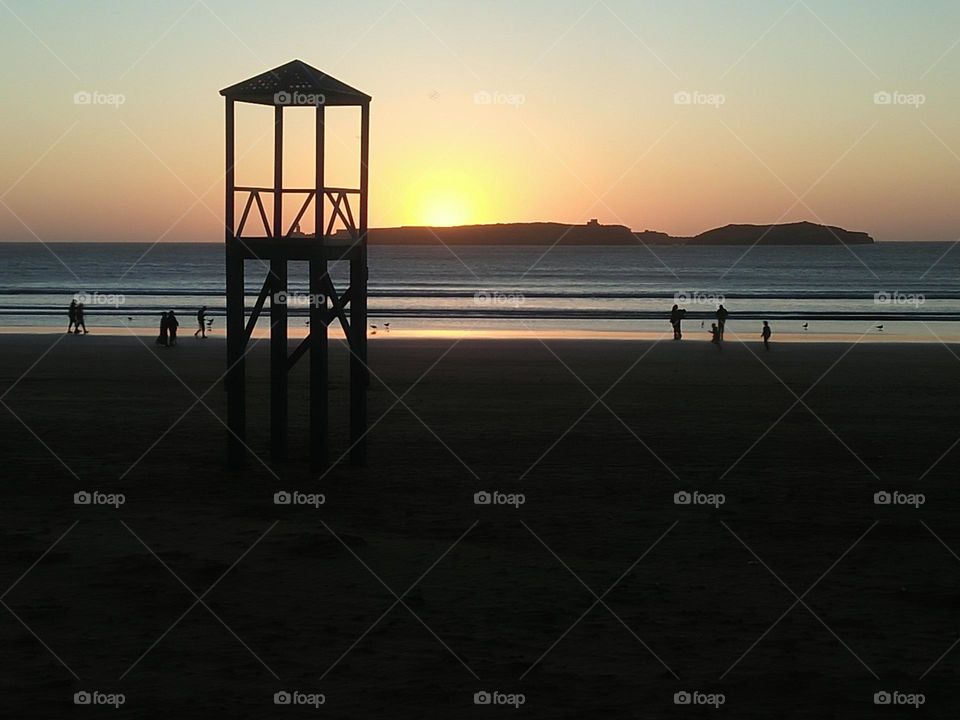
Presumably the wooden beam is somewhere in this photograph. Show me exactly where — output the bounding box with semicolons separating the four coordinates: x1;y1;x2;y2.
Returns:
243;274;272;345
350;101;370;464
224;97;246;468
311;104;328;469
235;191;256;238
270;105;287;462
323;277;352;337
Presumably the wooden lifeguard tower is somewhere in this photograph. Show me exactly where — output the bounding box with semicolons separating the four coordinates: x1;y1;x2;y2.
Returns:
220;60;370;468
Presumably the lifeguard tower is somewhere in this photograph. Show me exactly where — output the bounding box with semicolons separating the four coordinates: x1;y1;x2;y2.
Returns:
220;60;370;468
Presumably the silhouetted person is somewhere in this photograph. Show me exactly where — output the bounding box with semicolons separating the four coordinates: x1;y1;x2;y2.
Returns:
716;304;729;340
75;303;88;334
710;322;721;348
156;312;169;346
67;300;78;334
761;321;771;350
194;306;208;338
670;304;687;340
168;310;179;346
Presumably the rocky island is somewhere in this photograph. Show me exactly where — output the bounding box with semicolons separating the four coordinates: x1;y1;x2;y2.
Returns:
361;220;875;246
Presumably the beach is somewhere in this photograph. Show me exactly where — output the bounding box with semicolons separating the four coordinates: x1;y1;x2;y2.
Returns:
1;333;958;718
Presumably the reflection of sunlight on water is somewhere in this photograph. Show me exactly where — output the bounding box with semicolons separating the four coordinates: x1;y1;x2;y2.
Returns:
4;322;958;344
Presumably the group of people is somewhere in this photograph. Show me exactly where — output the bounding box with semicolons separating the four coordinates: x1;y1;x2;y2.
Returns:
156;306;209;346
66;300;89;334
155;310;180;346
669;303;773;350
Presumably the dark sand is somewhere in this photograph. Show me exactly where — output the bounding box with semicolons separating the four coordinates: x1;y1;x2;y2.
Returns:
0;333;958;718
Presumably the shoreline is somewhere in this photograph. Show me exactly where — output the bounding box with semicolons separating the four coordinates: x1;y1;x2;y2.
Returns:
0;326;954;344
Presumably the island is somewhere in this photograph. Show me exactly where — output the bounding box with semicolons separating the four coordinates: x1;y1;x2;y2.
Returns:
354;220;875;246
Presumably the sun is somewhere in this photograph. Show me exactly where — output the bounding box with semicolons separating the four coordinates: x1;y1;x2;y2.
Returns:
418;191;472;227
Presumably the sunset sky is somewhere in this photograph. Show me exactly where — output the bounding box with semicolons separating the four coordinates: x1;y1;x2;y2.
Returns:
1;0;959;242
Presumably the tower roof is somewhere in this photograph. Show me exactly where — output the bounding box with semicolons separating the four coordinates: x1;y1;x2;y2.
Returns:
220;60;370;106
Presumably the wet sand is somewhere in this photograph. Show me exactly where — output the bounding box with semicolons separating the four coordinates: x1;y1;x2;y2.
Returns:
0;333;958;718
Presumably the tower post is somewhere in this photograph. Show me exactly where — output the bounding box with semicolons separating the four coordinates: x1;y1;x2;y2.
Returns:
310;104;328;469
350;101;370;464
270;105;288;462
224;98;246;468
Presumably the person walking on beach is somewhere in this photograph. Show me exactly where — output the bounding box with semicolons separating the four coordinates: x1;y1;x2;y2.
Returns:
670;304;686;340
67;299;78;334
716;304;729;340
168;310;180;346
156;312;169;346
761;320;772;350
75;303;88;334
194;306;208;338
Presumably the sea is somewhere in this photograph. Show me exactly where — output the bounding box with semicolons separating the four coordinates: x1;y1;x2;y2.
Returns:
1;242;958;340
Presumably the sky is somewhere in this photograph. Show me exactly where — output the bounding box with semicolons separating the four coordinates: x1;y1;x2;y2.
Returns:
1;0;959;242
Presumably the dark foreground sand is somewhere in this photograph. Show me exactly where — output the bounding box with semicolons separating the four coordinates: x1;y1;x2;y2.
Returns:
0;332;958;718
